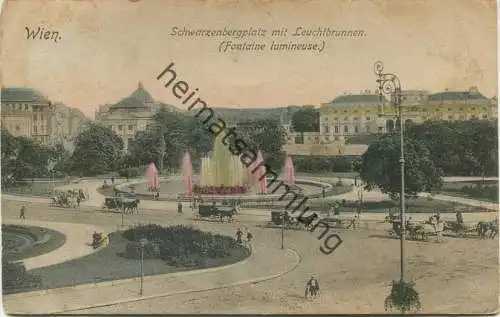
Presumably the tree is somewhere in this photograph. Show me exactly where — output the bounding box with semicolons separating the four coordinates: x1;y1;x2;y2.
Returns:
71;123;124;176
127;110;212;173
356;133;443;199
237;119;286;171
290;107;319;133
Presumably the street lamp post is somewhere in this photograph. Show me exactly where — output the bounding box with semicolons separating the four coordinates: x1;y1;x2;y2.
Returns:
139;238;147;295
281;210;285;249
374;61;406;282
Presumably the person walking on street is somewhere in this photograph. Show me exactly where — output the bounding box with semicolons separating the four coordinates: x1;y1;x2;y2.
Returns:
19;205;26;219
236;228;243;245
76;195;81;208
245;229;253;251
306;276;320;299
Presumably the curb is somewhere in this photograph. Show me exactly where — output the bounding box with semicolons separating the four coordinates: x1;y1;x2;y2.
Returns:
32;248;301;314
21;244;255;296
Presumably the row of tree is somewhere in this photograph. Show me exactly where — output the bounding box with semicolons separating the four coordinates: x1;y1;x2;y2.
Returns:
8;109;286;178
1;128;69;185
356;119;498;199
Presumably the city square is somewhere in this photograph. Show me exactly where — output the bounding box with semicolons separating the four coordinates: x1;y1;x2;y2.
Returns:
1;1;498;315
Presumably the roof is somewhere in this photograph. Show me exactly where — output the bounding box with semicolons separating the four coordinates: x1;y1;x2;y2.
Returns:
1;87;49;104
110;82;153;110
322;94;385;108
428;91;488;101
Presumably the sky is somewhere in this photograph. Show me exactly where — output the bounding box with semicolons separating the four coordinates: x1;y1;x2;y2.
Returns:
0;0;497;118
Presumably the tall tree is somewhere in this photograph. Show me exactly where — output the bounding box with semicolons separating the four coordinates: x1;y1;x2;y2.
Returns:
237;119;286;170
71;123;124;176
356;133;443;199
291;107;319;133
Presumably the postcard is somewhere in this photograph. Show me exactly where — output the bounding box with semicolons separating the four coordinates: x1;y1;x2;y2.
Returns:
1;0;498;314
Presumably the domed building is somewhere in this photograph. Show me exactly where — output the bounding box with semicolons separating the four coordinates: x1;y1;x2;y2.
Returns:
1;87;54;144
96;82;177;151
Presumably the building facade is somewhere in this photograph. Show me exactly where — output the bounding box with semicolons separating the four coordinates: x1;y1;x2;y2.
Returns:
96;82;176;151
52;102;90;151
286;86;498;147
1;87;55;144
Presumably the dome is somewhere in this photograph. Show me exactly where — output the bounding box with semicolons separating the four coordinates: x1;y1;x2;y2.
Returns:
1;87;49;104
109;82;154;110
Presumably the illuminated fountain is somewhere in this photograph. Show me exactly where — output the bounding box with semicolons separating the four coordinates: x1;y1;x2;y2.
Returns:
284;154;296;185
195;133;250;195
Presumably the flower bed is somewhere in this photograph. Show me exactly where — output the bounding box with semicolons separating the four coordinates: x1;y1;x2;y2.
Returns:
122;224;246;268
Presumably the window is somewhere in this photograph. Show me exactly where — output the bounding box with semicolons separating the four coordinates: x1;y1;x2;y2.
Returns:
128;138;133;145
334;117;339;121
366;126;370;132
344;116;349;121
33;125;37;133
366;116;371;120
15;125;20;131
343;110;348;113
25;105;29;111
325;136;329;141
34;114;38;121
483;114;488;119
354;126;359;133
344;126;349;133
334;126;339;134
323;125;329;133
448;116;453;120
128;125;133;131
378;127;383;132
40;115;44;121
118;125;123;131
353;117;359;121
334;136;339;141
448;108;452;111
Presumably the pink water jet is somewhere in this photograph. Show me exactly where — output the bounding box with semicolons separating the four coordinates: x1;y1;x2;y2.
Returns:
146;162;159;190
284;154;296;185
248;150;268;194
182;152;193;196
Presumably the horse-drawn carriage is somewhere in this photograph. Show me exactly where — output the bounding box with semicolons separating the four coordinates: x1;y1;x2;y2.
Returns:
50;194;77;208
269;211;319;230
197;204;237;222
102;196;140;213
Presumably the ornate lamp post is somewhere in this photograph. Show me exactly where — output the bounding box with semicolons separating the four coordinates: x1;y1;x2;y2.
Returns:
139;238;148;295
374;61;406;281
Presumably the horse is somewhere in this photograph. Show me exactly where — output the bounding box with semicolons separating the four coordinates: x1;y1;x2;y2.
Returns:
478;219;498;239
413;217;444;242
215;207;236;222
122;199;140;214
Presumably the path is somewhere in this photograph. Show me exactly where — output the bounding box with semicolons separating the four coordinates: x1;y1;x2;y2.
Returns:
3;219;107;270
3;243;299;314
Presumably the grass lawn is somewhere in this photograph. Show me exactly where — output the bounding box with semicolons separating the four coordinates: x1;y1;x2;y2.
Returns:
2;225;66;261
308;196;489;214
3;180;67;197
296;172;359;179
26;230;249;291
437;180;499;203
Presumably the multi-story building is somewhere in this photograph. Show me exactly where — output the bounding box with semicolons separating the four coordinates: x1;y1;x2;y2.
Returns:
96;82;177;151
52;102;90;150
1;87;55;144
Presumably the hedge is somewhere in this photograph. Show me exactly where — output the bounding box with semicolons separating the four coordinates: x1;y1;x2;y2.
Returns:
122;224;240;267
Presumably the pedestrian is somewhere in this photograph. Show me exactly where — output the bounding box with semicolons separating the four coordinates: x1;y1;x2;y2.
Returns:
111;176;115;185
19;205;26;219
306;276;320;298
236;228;243;244
178;202;183;213
246;229;253;244
76;195;81;208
